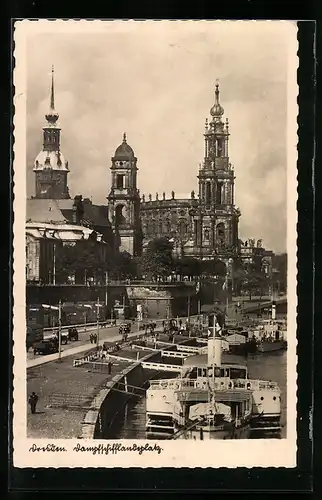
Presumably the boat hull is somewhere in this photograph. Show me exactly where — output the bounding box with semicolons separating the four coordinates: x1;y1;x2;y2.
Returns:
175;422;251;440
257;341;287;353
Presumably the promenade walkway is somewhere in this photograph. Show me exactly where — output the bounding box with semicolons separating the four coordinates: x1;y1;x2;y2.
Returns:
27;350;133;439
27;325;143;369
27;332;189;439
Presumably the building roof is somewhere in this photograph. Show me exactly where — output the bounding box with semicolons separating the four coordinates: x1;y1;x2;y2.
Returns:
34;151;69;172
26;221;104;243
113;133;135;159
26;198;68;224
26;198;111;233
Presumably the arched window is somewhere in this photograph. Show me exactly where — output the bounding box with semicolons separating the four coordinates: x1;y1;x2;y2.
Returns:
178;220;187;239
217;139;223;157
206;182;211;207
115;205;126;227
216;223;225;246
216;182;223;205
158;221;163;236
116;174;124;189
204;229;210;240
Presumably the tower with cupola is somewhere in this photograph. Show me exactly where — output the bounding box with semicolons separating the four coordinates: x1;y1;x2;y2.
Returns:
33;67;70;199
107;133;141;256
193;82;240;260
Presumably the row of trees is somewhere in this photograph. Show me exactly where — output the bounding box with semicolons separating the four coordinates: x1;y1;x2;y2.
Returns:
55;237;227;284
54;236;287;298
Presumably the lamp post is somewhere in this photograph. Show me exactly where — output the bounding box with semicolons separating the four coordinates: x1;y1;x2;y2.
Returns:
96;297;100;350
58;299;62;362
105;271;108;307
83;304;92;333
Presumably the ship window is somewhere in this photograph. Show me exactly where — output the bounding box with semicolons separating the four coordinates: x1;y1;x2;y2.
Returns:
230;368;247;379
189;367;198;379
273;396;276;401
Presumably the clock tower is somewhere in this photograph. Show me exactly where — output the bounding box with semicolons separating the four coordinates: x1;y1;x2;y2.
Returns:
33;67;70;199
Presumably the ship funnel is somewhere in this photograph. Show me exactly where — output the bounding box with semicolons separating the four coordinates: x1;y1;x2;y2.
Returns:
207;315;222;367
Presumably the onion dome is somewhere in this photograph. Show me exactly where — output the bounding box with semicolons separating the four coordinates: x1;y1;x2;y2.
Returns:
45;66;59;126
34;150;69;171
114;133;135;158
210;83;224;120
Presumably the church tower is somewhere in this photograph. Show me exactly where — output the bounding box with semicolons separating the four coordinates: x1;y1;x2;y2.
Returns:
107;133;141;256
195;83;240;260
33;67;70;199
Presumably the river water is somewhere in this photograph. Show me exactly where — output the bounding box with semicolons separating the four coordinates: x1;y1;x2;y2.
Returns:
105;350;287;440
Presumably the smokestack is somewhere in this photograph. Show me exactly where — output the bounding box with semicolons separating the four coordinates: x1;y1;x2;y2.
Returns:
207;315;222;367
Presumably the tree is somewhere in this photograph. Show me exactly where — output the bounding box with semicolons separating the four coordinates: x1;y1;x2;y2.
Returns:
173;257;201;279
56;238;112;284
240;262;268;300
137;237;174;280
111;251;137;280
200;259;226;278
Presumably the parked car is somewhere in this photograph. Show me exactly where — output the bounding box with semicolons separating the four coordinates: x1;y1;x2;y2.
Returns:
33;339;59;355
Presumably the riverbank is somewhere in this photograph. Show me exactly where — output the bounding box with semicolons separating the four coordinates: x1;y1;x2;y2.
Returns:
27;348;134;439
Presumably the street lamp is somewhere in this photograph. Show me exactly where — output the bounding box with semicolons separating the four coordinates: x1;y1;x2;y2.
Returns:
42;303;61;360
95;297;101;350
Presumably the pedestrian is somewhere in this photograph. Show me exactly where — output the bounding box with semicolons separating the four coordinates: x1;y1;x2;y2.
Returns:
28;392;39;414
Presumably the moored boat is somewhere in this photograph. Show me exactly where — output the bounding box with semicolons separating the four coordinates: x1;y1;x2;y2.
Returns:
146;316;282;439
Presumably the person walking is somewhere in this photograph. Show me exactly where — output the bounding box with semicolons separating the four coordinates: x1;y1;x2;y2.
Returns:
28;392;39;414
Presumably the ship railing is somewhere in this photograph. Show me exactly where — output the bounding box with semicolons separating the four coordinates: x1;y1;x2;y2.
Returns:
177;345;202;353
148;377;279;392
247;379;279;390
161;350;188;358
142;361;182;373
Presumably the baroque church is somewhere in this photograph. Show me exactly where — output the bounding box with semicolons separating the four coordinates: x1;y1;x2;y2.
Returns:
29;69;243;270
107;83;240;267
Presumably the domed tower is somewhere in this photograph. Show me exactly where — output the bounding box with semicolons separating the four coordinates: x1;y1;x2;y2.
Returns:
195;82;240;260
107;133;141;256
33;67;70;199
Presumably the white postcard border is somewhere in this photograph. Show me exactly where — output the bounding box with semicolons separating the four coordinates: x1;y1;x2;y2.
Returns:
13;19;298;468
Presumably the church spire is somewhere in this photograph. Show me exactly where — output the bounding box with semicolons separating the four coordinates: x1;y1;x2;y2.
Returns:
210;80;224;122
50;65;55;110
45;65;59;125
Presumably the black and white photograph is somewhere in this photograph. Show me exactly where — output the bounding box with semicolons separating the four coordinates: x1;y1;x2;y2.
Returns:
13;20;298;468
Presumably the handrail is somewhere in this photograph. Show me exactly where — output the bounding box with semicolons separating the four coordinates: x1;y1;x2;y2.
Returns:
147;377;280;391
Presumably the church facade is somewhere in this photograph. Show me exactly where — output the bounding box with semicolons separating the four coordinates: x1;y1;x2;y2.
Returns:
107;84;241;265
29;71;249;269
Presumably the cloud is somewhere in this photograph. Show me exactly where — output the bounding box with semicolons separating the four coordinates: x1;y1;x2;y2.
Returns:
25;21;296;253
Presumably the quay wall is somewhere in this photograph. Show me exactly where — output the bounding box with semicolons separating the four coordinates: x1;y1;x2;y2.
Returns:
81;338;192;439
81;361;158;439
27;282;200;321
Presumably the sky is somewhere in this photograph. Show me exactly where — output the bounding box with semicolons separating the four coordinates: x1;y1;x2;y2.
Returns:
25;21;297;254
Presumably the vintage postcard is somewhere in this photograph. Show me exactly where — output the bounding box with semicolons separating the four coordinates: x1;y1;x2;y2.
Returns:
13;19;298;468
